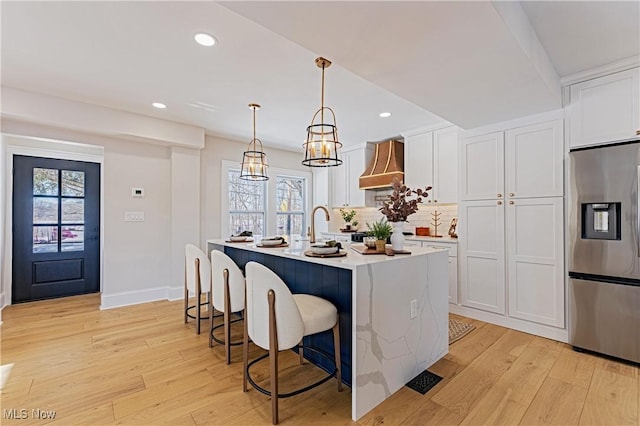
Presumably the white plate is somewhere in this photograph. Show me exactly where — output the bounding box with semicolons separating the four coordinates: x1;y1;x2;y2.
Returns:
229;236;248;242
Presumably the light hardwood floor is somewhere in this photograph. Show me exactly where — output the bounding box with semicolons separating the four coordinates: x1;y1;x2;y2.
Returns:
1;294;638;425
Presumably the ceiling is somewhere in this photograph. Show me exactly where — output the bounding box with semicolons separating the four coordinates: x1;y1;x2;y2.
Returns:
2;1;638;152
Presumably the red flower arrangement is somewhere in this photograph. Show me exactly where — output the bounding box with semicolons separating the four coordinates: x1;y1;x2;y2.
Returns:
379;177;432;222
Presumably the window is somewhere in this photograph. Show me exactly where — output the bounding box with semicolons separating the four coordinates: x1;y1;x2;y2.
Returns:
223;161;310;238
32;168;85;253
227;169;266;236
276;175;306;237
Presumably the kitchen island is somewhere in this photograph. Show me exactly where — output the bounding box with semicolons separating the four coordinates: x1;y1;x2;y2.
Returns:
207;238;448;421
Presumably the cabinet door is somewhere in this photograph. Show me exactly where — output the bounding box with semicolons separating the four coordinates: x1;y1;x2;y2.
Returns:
404;132;433;191
505;120;563;199
506;197;564;327
449;257;458;304
459;200;506;314
460;132;504;201
570;67;640;148
433;126;459;204
347;150;366;207
330;158;348;208
313;168;329;208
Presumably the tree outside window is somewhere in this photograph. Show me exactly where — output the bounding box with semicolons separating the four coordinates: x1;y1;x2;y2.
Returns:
228;170;265;235
276;176;305;237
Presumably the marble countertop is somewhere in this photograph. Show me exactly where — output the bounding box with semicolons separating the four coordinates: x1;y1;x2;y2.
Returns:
404;235;458;244
207;238;445;270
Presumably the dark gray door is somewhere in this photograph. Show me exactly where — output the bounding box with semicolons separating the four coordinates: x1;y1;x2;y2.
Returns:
12;155;100;303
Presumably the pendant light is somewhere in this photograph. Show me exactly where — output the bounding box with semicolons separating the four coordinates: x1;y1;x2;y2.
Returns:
302;57;343;167
240;103;269;181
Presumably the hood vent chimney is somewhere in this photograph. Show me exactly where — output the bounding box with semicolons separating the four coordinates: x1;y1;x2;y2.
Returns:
359;139;404;190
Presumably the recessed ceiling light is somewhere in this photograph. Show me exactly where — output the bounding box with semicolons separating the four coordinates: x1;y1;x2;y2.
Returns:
152;102;167;109
379;112;392;118
194;33;216;47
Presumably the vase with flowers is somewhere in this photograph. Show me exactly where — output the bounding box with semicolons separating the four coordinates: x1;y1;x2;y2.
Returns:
379;177;432;251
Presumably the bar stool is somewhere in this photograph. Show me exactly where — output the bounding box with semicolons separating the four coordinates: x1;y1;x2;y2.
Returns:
184;244;212;334
209;250;246;364
243;261;342;425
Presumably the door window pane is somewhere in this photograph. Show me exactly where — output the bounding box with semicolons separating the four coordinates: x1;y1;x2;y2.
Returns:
61;226;84;252
62;170;85;196
33;197;58;224
33;168;59;195
33;226;58;253
61;199;84;224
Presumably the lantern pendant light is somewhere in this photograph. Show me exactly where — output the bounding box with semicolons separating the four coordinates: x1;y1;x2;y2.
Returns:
240;103;269;181
302;57;343;167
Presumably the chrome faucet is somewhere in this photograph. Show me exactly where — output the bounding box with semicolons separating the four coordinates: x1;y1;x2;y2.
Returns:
310;205;330;244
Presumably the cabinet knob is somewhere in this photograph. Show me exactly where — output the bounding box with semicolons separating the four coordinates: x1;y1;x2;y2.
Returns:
434;200;438;203
497;201;503;205
509;193;515;197
428;200;432;203
636;130;640;136
509;201;514;205
497;193;503;198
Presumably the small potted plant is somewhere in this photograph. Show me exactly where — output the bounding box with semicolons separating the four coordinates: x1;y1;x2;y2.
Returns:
367;218;392;252
340;208;357;230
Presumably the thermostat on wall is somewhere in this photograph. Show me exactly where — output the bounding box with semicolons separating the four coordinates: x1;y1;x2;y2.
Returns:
131;187;145;198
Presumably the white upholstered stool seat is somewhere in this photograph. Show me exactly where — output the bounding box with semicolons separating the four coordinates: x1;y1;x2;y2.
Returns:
243;261;342;425
292;294;337;337
184;244;216;334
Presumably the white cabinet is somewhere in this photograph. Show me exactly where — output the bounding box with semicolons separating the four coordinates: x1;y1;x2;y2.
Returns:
331;147;373;208
459;200;506;314
507;198;564;327
569;67;640;148
423;241;459;304
505;120;563;198
405;126;459;204
460;132;504;201
459;119;565;327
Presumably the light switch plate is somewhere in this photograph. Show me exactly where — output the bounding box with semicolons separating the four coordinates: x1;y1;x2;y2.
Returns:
124;211;145;222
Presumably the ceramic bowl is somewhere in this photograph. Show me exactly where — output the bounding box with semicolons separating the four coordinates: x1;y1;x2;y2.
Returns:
261;238;284;246
311;244;339;255
229;236;248;242
363;236;377;249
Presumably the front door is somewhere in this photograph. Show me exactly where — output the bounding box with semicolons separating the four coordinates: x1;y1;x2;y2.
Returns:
12;155;100;303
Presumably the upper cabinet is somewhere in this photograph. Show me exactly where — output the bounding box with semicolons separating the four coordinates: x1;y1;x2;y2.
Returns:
404;126;459;204
330;146;373;208
569;67;640;148
461;120;563;201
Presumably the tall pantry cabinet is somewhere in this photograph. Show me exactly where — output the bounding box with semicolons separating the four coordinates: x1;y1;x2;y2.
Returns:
459;119;565;328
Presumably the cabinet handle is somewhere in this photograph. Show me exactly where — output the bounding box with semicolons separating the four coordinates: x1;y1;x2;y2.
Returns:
509;193;515;197
636;130;640;136
509;201;514;205
497;193;503;198
497;201;502;205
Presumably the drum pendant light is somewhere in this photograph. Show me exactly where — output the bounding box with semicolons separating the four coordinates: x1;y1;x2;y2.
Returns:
302;57;343;167
240;103;269;181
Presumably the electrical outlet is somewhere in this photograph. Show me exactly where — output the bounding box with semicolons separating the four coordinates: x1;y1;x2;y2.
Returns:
124;211;145;222
410;299;418;319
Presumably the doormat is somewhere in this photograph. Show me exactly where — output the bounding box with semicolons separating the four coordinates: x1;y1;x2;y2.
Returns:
449;318;475;344
405;370;442;395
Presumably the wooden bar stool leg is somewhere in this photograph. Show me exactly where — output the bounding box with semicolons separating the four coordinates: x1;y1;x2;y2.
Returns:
208;285;214;348
195;258;201;335
223;269;232;365
268;290;279;425
184;261;188;324
333;320;342;392
242;289;249;393
298;343;304;365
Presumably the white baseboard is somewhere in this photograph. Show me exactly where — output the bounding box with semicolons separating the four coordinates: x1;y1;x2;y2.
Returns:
449;304;569;343
100;286;169;310
167;286;183;301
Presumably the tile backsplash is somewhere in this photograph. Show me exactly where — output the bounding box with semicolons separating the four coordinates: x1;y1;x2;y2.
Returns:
331;204;458;237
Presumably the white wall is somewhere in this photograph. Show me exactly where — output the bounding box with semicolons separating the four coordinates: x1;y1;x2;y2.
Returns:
200;134;308;245
0;134;5;320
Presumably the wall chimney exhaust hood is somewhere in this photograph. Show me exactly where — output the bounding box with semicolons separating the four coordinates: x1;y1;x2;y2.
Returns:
359;139;404;190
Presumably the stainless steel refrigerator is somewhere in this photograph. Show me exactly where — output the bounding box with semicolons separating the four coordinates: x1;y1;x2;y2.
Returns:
569;140;640;363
